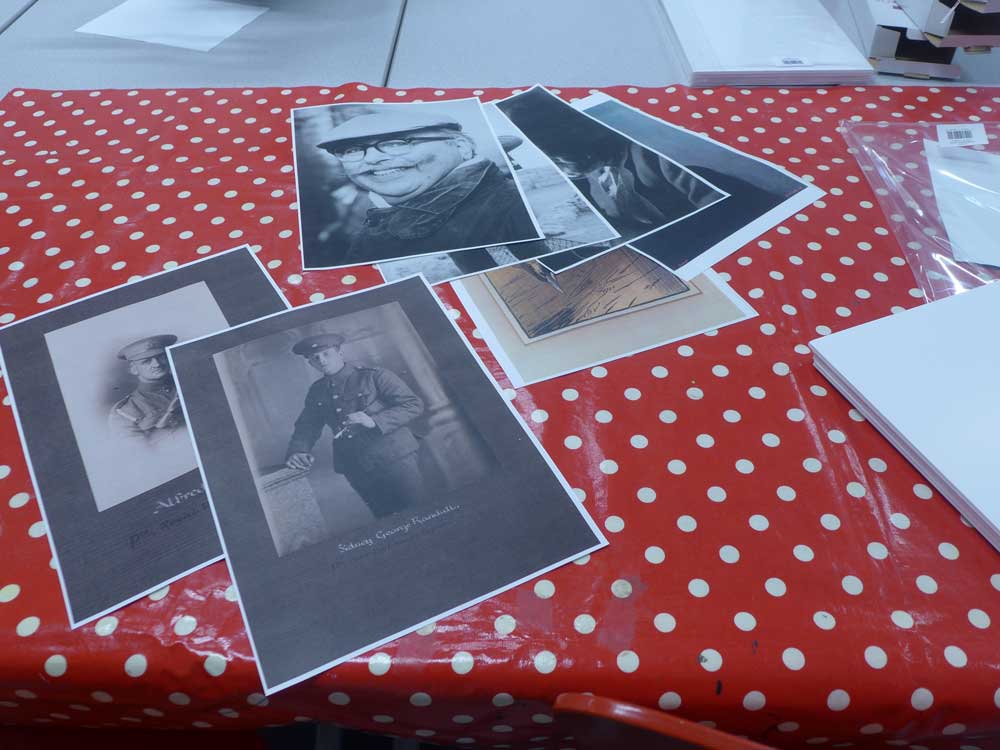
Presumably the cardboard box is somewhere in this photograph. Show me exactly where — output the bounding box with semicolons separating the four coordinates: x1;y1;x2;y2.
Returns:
850;0;961;77
897;0;1000;47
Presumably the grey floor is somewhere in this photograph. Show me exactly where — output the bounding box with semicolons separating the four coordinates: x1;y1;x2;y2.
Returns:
0;0;996;96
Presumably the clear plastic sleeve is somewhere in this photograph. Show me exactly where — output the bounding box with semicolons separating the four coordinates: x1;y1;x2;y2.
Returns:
841;120;1000;302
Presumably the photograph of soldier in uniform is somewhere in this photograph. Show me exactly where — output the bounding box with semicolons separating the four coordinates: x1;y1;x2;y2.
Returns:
376;102;620;285
44;282;230;512
495;85;730;273
108;334;185;442
168;277;605;693
211;300;497;556
293;97;543;270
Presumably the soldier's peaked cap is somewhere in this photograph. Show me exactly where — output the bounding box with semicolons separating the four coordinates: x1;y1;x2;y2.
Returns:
317;111;462;153
117;335;178;361
292;333;345;356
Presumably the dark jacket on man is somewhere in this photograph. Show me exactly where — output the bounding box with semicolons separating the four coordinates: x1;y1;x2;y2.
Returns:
344;159;537;265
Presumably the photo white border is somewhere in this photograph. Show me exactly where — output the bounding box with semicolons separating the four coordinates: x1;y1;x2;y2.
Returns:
0;244;289;628
561;91;826;280
453;268;757;388
167;274;608;694
373;101;622;287
291;97;546;272
492;85;732;275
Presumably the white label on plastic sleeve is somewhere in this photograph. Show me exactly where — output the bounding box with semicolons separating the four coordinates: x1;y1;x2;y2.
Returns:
936;123;988;148
773;57;811;66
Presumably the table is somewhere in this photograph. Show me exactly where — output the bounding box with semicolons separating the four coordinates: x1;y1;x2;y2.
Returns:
0;82;998;748
0;0;404;96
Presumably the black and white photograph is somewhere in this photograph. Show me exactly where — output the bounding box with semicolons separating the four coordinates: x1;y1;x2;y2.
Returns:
0;246;289;626
494;85;730;272
376;103;620;285
169;276;605;693
537;92;824;278
293;98;544;270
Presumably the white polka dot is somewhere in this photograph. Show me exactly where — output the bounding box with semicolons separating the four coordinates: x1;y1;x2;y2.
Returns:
590;366;607;378
842;575;864;595
617;650;639;673
889;513;910;529
651;365;669;378
659;410;677;423
630;434;649;449
765;578;787;597
92;691;114;703
913;483;933;499
719;545;740;564
761;433;780;447
16;616;40;636
173;615;197;636
327;692;350;706
942;723;966;735
916;575;938;594
793;544;814;562
707;486;726;502
677;515;697;532
688;579;710;597
624;387;641;400
203;653;226;676
735;459;754;474
859;724;883;735
530;409;548;423
599;459;618;475
658;692;681;710
667;459;686;475
733;612;756;631
891;610;914;629
492;693;513;707
846;481;866;498
574;614;596;634
944;645;967;668
124;654;147;677
802;457;822;473
611;579;633;598
8;492;30;508
27;521;45;538
686;387;703;400
777;722;799;732
44;655;67;677
739;690;764;711
723;409;742;422
699;649;722;672
452;651;474;674
0;584;20;602
787;408;805;422
94;616;117;636
637;487;656;503
968;609;990;629
369;652;392;676
246;693;268;707
603;516;624;534
749;514;769;531
534;579;555;598
911;687;934;711
595;409;613;423
654;613;676;632
827;689;850;711
782;648;805;671
148;586;169;601
867;542;888;560
494;615;516;635
820;514;841;531
563;435;582;450
534;651;556;674
864;646;887;669
645;546;665;564
938;542;959;560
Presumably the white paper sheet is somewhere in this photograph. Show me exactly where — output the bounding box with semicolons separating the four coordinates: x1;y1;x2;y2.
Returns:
924;139;1000;268
76;0;268;52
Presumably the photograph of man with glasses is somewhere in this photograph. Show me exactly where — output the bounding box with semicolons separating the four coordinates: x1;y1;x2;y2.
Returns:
293;100;542;270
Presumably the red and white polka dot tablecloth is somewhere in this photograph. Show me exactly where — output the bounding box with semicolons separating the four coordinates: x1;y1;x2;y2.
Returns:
0;82;998;749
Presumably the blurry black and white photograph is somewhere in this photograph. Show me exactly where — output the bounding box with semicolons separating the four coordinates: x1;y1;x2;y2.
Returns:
376;103;620;285
169;276;605;693
45;283;228;512
495;85;730;272
211;302;498;556
539;91;824;277
0;246;288;626
293;98;543;270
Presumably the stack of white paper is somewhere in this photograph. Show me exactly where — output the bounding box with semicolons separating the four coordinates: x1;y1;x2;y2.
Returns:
659;0;874;86
810;282;1000;551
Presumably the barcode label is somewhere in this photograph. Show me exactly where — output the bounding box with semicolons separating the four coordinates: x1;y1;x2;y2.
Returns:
771;56;812;67
936;123;988;148
778;57;808;66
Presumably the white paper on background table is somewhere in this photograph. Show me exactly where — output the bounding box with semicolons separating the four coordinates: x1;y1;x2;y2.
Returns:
76;0;268;52
924;139;1000;268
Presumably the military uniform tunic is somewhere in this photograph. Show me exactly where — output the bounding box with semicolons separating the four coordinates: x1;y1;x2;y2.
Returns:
108;378;185;441
286;363;426;518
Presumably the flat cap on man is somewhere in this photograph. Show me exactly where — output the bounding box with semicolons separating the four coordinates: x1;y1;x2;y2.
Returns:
117;335;178;361
317;111;462;153
292;333;346;356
